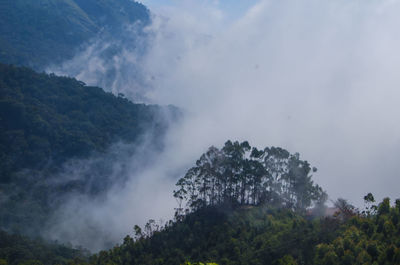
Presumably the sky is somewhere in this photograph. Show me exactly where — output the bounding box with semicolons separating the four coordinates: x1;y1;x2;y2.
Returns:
50;0;400;251
141;0;259;21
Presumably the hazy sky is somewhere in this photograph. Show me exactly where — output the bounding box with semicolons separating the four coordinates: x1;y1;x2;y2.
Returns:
140;0;400;206
141;0;259;20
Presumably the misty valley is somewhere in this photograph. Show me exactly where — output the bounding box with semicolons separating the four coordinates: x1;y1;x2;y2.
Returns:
1;0;400;265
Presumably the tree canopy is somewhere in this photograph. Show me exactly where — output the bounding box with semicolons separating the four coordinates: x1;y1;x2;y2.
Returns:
90;196;400;265
174;140;327;214
0;63;175;182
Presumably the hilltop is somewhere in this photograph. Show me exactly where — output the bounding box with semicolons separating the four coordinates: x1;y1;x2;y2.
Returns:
88;141;400;265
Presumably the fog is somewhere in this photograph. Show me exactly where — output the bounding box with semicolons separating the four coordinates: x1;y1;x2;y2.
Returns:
49;22;150;101
47;0;400;251
140;0;400;206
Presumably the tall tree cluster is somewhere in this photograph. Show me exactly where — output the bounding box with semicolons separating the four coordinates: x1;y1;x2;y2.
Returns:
174;140;327;213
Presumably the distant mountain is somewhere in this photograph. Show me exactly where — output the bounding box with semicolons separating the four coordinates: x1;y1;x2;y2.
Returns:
0;0;149;69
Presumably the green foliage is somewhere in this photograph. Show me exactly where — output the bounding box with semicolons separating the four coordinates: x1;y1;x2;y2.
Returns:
182;263;218;265
174;140;327;214
0;0;149;69
90;206;340;265
89;181;399;265
362;193;377;217
0;63;173;182
314;197;400;265
277;255;298;265
0;230;88;265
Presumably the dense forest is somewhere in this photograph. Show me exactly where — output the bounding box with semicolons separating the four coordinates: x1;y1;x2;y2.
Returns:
90;198;400;265
0;63;175;180
0;63;178;237
0;0;149;69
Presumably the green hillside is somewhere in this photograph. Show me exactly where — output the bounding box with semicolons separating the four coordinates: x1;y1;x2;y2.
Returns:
87;142;400;265
0;63;178;236
0;63;172;181
0;0;149;69
2;196;399;265
90;198;400;265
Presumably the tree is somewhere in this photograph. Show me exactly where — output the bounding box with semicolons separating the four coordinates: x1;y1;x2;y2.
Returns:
362;193;377;216
333;198;357;220
377;197;390;216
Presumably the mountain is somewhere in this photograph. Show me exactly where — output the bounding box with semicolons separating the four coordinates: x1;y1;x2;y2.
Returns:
0;0;149;69
0;63;179;237
0;63;174;181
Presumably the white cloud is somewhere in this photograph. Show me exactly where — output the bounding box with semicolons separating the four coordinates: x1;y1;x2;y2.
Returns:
142;0;400;206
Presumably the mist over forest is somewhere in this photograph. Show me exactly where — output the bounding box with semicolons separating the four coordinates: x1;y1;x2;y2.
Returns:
1;0;400;264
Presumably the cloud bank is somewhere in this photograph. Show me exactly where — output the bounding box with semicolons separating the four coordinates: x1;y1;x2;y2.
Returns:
141;0;400;206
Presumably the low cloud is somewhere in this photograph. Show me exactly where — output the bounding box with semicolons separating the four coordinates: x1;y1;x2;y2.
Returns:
141;0;400;206
48;22;151;101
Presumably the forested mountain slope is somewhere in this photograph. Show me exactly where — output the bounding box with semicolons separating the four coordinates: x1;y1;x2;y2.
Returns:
0;0;149;69
0;63;174;181
0;63;178;237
